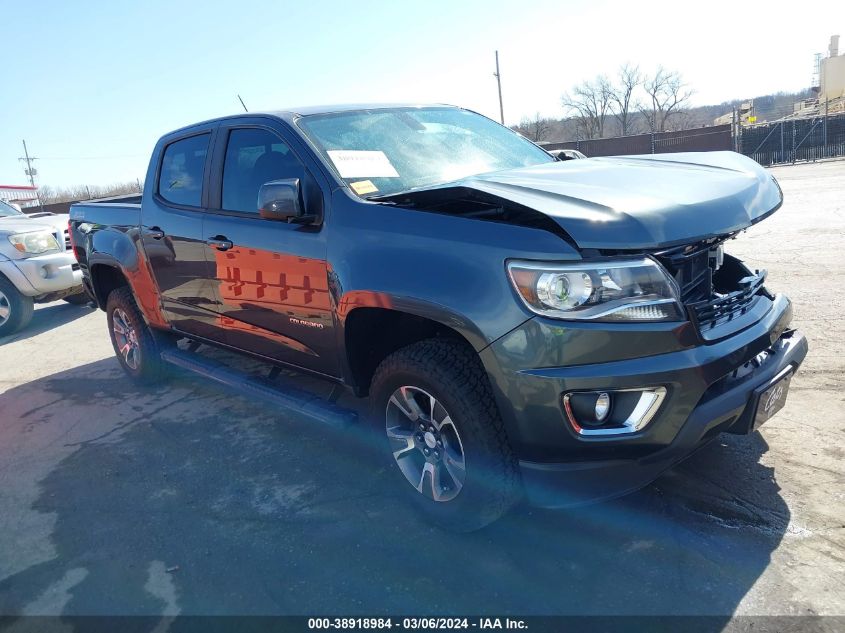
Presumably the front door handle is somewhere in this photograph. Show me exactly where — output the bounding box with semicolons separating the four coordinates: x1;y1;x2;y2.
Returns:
207;236;233;251
145;226;165;240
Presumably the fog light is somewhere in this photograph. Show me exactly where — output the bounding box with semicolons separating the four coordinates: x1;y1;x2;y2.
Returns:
595;392;610;421
563;387;667;436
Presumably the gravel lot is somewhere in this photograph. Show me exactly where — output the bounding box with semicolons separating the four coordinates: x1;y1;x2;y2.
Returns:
0;160;843;619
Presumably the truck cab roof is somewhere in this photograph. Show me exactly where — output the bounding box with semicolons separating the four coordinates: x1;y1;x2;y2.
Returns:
164;104;458;136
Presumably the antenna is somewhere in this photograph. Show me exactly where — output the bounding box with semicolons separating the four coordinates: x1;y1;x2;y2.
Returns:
493;51;504;124
237;94;249;113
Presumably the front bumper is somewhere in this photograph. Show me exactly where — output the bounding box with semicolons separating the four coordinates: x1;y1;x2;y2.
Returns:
480;293;808;508
0;251;83;297
521;329;805;507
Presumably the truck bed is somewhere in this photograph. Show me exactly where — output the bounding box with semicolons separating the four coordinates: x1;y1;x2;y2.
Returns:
69;201;141;227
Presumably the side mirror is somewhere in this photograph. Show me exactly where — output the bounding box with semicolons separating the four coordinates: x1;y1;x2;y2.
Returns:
258;179;314;223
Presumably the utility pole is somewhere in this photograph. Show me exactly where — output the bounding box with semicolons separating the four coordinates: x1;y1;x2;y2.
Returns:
732;108;738;153
18;139;44;212
824;97;829;155
493;51;504;125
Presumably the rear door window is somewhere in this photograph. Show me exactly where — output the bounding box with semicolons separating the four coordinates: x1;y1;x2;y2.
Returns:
158;134;210;207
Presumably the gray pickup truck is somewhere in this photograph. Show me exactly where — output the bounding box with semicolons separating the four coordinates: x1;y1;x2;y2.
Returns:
0;199;86;335
69;104;807;530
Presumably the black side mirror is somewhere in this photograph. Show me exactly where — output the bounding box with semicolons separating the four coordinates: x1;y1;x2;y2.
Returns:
258;179;314;223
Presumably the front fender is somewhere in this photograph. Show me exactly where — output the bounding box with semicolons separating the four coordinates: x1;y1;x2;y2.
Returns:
327;190;579;355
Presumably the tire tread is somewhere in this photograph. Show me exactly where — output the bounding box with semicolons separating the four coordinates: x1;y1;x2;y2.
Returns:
371;338;521;530
106;286;169;383
0;276;34;337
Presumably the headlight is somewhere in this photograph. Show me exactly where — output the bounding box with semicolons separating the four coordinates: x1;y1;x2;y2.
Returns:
8;231;61;255
507;257;684;322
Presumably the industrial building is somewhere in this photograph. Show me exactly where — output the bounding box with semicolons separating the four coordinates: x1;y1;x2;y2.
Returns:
714;102;754;127
819;35;845;113
716;34;845;125
0;185;38;208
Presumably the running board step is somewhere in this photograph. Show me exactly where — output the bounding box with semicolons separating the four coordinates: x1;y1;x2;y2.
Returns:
160;347;357;428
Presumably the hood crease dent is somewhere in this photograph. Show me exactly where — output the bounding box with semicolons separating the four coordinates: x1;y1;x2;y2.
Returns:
385;152;782;250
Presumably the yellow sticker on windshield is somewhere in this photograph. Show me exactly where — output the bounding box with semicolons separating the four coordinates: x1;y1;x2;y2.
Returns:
350;180;378;195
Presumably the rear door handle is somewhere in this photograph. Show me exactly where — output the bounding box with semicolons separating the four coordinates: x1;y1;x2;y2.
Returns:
145;227;165;240
207;236;233;251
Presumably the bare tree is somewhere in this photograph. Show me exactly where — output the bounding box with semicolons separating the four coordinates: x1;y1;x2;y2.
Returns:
609;63;642;136
36;185;55;204
516;112;554;142
37;181;144;205
562;75;613;140
665;110;698;131
638;67;694;133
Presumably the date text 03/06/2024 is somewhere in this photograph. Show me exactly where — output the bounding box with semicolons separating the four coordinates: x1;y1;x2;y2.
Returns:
307;617;527;629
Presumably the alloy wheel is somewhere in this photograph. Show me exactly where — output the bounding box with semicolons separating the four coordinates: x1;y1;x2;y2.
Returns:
385;385;466;502
0;289;9;327
112;308;140;370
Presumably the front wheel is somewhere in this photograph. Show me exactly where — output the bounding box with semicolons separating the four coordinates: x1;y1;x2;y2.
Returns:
106;287;168;383
0;277;34;337
370;339;521;531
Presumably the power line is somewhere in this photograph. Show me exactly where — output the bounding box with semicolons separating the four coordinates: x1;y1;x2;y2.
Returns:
35;154;147;161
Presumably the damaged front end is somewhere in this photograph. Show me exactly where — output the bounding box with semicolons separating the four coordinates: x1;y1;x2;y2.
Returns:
652;237;773;341
375;151;784;340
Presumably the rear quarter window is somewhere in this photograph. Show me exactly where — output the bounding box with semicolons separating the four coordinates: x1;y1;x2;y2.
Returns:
158;134;210;207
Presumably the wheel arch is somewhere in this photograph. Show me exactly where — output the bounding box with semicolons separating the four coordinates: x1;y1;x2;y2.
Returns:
89;262;130;310
341;300;484;397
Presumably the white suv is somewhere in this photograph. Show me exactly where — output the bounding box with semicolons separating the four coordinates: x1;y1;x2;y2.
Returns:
0;199;86;336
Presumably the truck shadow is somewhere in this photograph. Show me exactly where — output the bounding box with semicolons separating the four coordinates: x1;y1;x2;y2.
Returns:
0;359;789;622
0;302;94;346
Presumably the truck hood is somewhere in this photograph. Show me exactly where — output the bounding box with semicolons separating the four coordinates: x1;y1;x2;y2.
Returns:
0;213;69;236
392;151;782;250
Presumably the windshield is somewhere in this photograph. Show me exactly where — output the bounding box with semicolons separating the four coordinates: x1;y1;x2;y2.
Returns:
0;199;24;217
298;107;554;198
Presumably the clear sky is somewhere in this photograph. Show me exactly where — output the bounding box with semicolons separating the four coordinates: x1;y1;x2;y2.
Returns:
2;0;843;188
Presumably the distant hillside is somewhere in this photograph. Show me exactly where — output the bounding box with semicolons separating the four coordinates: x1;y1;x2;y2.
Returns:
514;89;814;142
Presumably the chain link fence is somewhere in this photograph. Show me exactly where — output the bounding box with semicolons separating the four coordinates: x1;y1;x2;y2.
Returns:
738;114;845;166
544;114;845;167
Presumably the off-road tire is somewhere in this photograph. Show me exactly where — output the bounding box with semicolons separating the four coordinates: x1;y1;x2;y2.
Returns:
106;287;169;383
0;276;34;337
370;338;522;531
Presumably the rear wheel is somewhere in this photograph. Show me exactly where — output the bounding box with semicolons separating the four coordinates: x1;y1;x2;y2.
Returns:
0;277;34;337
370;339;521;531
106;287;169;383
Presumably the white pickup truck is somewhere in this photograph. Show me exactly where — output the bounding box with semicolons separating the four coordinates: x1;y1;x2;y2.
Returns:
0;199;86;336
